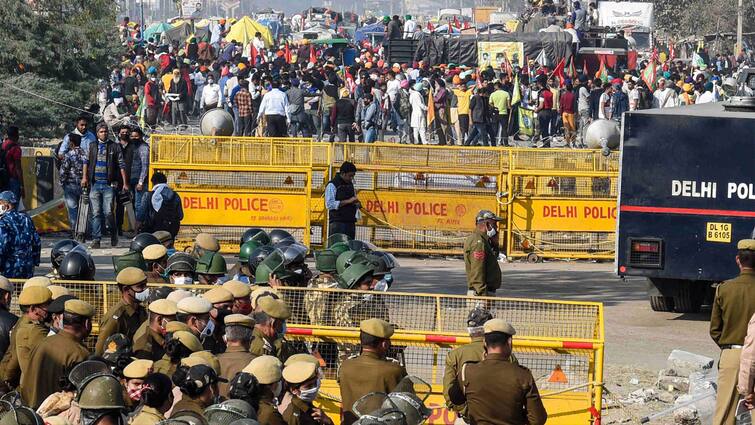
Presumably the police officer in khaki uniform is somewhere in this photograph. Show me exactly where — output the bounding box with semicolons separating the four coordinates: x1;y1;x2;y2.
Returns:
0;285;51;388
305;249;340;326
21;299;94;408
133;298;178;360
710;239;755;425
95;267;149;355
191;232;221;260
202;287;235;353
251;297;291;361
244;355;286;425
130;372;173;425
217;314;257;397
223;280;253;315
463;210;503;296
143;244;169;283
281;361;334;425
153;330;203;377
176;296;214;338
338;318;407;425
122;359;153;409
449;319;546;425
0;276;18;357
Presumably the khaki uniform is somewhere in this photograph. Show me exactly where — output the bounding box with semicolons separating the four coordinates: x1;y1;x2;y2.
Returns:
95;299;148;355
282;395;325;425
130;405;164;425
257;390;286;425
454;353;546;425
153;355;177;378
333;294;390;363
0;316;49;386
304;274;339;325
20;331;89;408
170;397;209;425
463;230;501;296
338;351;407;425
443;338;519;419
710;270;755;425
217;346;257;397
738;313;755;396
132;321;166;361
250;327;289;361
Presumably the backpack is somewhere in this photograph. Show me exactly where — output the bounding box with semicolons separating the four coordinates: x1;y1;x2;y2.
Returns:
143;191;182;237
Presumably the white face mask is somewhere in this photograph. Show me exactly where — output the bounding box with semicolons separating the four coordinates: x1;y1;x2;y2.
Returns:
486;224;497;238
114;97;124;106
200;319;215;338
134;288;150;303
298;380;321;402
172;276;191;285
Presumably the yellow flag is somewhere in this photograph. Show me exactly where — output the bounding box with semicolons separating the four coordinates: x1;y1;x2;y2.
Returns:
427;90;435;127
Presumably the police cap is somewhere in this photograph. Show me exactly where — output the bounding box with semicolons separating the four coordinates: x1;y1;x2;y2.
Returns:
18;286;52;306
116;267;148;286
195;233;220;252
23;276;51;288
282;362;317;385
166;289;192;303
738;239;755;250
250;287;280;309
202;287;234;304
190;351;222;376
177;296;213;315
0;276;12;293
172;330;204;352
149;298;178;316
360;318;394;339
48;294;76;314
223;280;251;299
47;285;70;300
64;299;95;317
243;355;282;384
142;244;168;261
284;353;320;368
258;297;290;320
483;318;516;336
224;314;254;328
165;321;191;334
475;209;504;222
123;359;153;379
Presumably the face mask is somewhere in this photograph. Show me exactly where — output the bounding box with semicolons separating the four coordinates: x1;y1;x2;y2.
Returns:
200;319;215;338
114;97;124;105
150;77;157;82
208;79;215;84
172;276;191;285
486;224;497;238
135;288;150;303
298;380;320;402
374;279;388;293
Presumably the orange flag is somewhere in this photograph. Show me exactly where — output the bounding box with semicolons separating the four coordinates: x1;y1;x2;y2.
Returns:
427;90;435;127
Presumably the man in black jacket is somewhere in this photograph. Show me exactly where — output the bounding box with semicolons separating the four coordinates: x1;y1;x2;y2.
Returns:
387;16;403;40
82;123;128;248
464;87;490;146
325;161;360;240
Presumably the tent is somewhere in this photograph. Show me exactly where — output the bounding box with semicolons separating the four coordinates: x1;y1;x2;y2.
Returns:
354;22;384;43
257;18;282;40
195;18;211;28
143;22;172;41
163;22;192;44
224;16;273;48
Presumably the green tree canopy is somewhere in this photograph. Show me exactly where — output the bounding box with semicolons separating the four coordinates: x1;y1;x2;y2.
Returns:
0;0;121;138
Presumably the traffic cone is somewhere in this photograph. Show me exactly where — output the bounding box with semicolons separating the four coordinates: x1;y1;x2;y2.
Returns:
548;365;568;383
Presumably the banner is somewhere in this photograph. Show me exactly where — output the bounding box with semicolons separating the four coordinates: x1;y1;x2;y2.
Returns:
518;108;535;137
179;192;309;227
477;41;524;68
512;199;617;232
597;1;653;28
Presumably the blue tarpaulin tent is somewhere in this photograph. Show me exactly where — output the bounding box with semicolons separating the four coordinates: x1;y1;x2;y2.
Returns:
257;19;281;41
354;22;385;43
143;22;172;41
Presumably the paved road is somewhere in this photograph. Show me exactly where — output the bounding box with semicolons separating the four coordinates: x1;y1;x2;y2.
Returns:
38;238;720;370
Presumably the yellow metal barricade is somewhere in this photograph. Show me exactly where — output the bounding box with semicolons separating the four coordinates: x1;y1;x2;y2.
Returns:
10;280;604;424
147;135;620;259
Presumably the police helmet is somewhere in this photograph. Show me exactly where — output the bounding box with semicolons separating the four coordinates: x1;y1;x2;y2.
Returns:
239;240;264;263
348;240;376;253
273;238;297;250
253;250;285;284
59;251;96;280
77;374;126;410
314;249;338;273
204;400;254;425
329;241;350;257
247;245;276;275
326;233;351;247
112;250;147;274
241;228;271;247
268;229;294;245
51;239;82;271
280;244;308;265
337;262;375;289
196;252;227;276
467;308;494;328
368;251;398;276
336;250;368;275
166;252;197;274
381;393;431;425
130;233;161;253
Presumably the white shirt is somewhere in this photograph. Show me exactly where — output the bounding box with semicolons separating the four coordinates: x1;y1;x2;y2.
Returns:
598;92;610;119
403;19;417;37
258;88;290;120
628;88;640;111
225;76;239;105
653;88;678;108
696;91;715;104
252;37;265;51
577;86;590;113
386;79;401;103
200;83;221;108
565;28;579;44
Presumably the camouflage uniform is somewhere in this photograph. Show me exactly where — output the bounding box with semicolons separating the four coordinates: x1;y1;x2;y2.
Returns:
304;274;338;325
333;293;390;364
0;210;41;278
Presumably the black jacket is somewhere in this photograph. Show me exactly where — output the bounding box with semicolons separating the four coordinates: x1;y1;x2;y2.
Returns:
86;139;125;186
469;94;489;124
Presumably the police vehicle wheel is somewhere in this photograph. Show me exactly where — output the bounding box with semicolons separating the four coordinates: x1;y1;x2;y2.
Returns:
672;285;703;313
526;253;541;263
648;295;673;312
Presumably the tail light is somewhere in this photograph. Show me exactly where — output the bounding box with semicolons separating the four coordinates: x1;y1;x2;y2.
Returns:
628;238;663;268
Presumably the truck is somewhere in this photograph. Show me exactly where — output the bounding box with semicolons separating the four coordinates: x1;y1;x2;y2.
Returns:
616;72;755;313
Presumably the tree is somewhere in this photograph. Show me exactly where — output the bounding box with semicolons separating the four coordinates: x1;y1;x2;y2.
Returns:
0;0;121;138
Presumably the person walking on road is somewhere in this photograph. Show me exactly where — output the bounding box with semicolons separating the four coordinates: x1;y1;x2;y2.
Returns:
463;210;503;297
325;161;360;240
711;239;755;425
